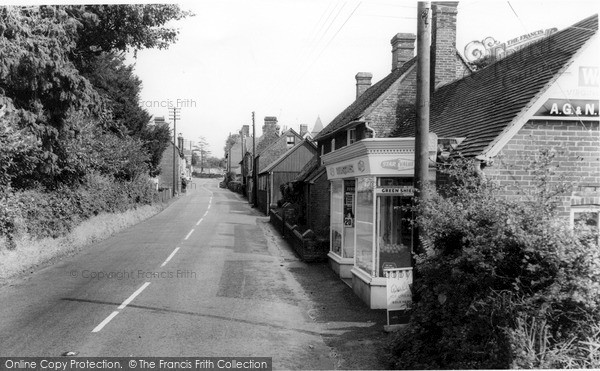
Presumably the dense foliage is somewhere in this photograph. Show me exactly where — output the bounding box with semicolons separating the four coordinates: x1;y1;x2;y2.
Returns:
0;5;190;247
388;154;600;369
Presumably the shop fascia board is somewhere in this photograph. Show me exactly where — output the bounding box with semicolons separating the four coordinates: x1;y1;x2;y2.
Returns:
321;138;417;166
321;138;438;180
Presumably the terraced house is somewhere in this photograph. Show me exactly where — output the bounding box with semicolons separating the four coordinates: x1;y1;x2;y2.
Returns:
304;2;599;309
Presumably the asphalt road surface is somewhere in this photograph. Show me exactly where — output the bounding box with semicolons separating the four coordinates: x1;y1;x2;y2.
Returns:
0;179;343;369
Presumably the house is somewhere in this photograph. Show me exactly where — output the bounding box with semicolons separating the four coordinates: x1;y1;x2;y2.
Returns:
309;2;599;310
255;127;304;213
157;140;186;195
257;139;317;214
395;13;599;221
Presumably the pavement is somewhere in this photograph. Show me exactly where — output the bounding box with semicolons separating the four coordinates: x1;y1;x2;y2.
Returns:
0;178;389;370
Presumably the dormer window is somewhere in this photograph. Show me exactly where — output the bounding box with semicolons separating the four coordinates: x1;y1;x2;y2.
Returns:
348;128;356;145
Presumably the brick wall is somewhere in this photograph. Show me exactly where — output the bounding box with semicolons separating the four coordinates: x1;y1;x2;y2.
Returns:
307;170;331;238
483;119;600;217
366;68;417;138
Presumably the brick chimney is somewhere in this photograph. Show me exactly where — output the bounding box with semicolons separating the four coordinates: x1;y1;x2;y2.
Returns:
240;125;250;137
391;33;416;70
299;124;308;136
431;2;459;89
262;116;280;136
355;72;373;99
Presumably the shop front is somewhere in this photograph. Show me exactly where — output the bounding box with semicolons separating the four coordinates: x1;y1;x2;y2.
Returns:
322;138;436;309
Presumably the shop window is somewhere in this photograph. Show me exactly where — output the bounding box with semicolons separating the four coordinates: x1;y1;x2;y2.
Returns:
377;196;412;276
330;180;344;256
343;180;356;258
355;176;375;275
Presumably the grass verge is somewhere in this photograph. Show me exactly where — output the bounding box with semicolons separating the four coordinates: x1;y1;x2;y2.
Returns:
0;203;165;283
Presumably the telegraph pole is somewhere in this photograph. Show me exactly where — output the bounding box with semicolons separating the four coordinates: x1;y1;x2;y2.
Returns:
169;107;181;197
413;2;431;254
252;111;257;207
415;1;431;202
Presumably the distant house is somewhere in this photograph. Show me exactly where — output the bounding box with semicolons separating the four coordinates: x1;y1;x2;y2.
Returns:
255;128;304;213
157;141;186;195
257;139;317;214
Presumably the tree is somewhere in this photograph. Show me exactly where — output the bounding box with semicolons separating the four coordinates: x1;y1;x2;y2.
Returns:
194;136;210;173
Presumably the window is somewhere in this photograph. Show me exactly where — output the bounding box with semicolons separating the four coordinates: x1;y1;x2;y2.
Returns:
331;138;335;152
330;180;344;256
571;207;600;242
355;176;375;275
286;136;295;148
348;128;356;145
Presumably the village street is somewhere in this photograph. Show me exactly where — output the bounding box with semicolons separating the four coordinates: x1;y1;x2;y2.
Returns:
0;179;387;370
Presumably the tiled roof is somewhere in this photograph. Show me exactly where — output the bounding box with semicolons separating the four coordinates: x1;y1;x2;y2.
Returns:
313;57;417;141
397;14;598;157
259;139;316;174
294;156;320;182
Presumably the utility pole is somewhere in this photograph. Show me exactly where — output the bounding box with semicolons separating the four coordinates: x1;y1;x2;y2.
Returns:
415;1;431;202
169;107;181;197
414;1;431;254
252;111;257;207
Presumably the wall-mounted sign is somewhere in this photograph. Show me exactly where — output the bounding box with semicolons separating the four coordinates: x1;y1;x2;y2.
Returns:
534;99;599;119
380;157;414;172
376;186;414;196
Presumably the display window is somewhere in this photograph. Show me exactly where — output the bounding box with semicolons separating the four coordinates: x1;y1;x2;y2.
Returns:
343;180;356;258
355;176;375;274
376;196;412;277
330;180;344;256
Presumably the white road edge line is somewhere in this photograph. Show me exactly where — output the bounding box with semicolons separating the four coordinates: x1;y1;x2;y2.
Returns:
196;218;203;226
118;282;151;310
160;247;180;267
184;229;195;240
92;311;120;333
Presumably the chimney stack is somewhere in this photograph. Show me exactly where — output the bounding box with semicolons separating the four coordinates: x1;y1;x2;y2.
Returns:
240;125;250;137
391;33;416;70
355;72;373;99
299;124;308;137
262;116;280;136
431;2;459;89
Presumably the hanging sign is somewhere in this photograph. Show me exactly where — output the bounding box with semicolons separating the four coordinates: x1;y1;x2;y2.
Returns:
385;267;413;311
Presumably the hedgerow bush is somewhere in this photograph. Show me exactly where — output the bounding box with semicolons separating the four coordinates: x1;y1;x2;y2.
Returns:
0;173;157;248
387;153;600;369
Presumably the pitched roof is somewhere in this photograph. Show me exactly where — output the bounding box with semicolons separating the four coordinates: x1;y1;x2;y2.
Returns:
259;139;317;174
293;156;320;182
313;57;417;141
256;128;301;157
397;14;598;157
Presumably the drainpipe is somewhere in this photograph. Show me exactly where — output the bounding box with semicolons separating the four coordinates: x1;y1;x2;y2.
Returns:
364;121;376;138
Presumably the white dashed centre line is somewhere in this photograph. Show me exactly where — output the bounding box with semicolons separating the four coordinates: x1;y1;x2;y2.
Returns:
196;218;203;226
184;229;195;240
118;282;151;310
160;247;180;267
92;311;119;333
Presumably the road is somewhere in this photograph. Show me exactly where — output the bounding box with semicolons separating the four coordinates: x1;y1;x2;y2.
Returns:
0;179;341;369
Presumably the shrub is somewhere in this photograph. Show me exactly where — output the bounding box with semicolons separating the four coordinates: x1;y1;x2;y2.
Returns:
387;154;600;369
0;173;158;247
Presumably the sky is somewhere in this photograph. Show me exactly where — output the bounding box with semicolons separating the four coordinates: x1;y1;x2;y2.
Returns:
12;0;600;157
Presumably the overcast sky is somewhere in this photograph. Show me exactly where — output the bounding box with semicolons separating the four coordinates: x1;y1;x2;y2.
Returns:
13;0;600;157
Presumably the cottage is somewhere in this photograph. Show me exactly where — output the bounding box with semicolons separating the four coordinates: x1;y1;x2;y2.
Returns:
308;2;599;310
